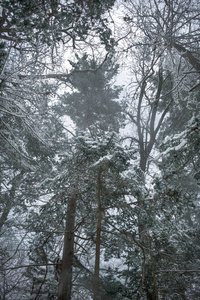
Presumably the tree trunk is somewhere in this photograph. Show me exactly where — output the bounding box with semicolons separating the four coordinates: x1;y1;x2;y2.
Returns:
0;170;25;232
58;191;77;300
137;157;159;300
149;235;159;300
93;168;102;300
135;69;164;299
172;42;200;72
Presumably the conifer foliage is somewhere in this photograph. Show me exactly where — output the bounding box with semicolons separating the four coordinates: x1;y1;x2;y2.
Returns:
0;0;200;299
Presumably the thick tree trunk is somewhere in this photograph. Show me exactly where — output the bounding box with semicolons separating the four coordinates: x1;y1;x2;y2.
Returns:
93;168;102;300
58;191;77;300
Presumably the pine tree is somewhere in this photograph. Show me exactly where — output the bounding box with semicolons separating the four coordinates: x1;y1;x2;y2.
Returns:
56;55;125;299
56;54;122;132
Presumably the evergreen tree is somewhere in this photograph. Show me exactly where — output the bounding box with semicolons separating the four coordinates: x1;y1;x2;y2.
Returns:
56;55;124;300
56;54;122;132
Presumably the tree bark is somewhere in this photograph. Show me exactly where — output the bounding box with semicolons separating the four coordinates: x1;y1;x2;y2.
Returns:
172;42;200;72
149;235;159;300
93;168;102;300
0;170;25;232
58;191;77;300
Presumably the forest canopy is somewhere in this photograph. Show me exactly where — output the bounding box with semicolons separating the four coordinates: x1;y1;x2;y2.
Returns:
0;0;200;299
